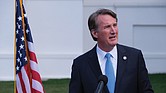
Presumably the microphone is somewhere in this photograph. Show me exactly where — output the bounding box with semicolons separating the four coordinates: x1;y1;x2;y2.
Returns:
94;75;108;93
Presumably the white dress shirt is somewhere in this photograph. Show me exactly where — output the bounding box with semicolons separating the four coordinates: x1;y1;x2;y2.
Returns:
96;45;117;77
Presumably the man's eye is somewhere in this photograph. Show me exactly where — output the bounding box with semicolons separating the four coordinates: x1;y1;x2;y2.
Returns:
104;25;111;29
113;23;117;27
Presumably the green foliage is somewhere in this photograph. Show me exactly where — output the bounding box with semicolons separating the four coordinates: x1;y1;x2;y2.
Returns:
0;81;14;93
149;74;166;93
43;79;70;93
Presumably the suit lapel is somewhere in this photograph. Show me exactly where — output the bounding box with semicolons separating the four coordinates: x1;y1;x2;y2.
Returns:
88;45;102;79
115;44;128;93
87;45;109;93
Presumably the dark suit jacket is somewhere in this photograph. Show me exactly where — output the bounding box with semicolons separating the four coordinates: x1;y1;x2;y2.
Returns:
69;44;154;93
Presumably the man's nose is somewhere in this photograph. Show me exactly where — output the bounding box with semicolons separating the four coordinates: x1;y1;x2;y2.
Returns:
110;26;116;34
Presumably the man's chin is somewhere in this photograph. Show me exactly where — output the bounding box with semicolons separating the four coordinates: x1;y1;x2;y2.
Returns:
109;40;118;46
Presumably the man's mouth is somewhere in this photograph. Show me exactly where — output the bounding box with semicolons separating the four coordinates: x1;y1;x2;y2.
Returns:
109;36;116;39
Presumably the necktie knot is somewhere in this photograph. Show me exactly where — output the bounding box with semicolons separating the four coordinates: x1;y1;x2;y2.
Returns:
105;53;111;59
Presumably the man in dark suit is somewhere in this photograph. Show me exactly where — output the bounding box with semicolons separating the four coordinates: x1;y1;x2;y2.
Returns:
69;8;154;93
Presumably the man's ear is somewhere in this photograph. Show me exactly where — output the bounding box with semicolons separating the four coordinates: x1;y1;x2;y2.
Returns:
91;29;98;39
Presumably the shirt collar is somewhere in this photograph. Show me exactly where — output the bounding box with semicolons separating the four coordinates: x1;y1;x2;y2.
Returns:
96;45;117;60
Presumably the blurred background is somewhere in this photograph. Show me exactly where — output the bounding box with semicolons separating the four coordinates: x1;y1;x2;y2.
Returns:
0;0;166;81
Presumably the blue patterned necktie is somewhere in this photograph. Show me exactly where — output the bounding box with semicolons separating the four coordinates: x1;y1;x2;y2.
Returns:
105;53;115;93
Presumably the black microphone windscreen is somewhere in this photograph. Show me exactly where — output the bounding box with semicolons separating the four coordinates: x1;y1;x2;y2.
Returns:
98;75;108;86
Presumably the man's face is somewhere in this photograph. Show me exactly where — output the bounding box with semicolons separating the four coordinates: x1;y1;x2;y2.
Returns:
92;14;118;51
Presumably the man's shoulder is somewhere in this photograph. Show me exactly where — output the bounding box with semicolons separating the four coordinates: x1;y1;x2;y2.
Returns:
117;44;141;53
74;45;96;61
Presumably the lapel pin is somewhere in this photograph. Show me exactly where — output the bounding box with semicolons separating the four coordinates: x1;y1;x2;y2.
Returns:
123;56;127;60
